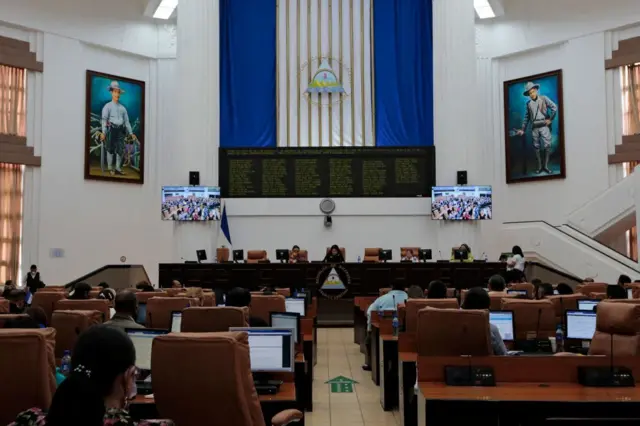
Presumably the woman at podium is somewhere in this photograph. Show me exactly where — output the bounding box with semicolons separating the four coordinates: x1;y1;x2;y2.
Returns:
323;245;345;263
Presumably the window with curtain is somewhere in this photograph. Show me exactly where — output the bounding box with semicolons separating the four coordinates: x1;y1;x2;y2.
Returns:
0;64;26;284
621;64;640;261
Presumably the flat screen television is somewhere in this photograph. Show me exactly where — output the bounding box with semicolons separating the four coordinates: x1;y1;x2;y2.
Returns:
431;186;492;220
161;186;221;221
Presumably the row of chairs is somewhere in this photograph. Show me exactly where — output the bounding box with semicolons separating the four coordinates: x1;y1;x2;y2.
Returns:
0;328;301;426
216;246;421;262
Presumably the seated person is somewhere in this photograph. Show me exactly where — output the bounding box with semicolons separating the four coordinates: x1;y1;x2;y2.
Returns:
462;287;507;355
171;280;183;289
289;245;301;263
323;244;345;263
487;274;506;294
8;289;27;314
407;285;425;299
450;243;474;262
136;281;155;292
556;283;573;295
618;274;632;286
504;269;524;284
3;316;40;329
536;282;554;299
10;325;175;426
26;306;48;328
99;288;117;318
68;282;91;300
226;287;268;327
583;277;595;283
607;284;627;300
426;280;447;299
2;280;14;298
401;249;418;263
105;291;145;331
97;282;110;289
363;279;408;371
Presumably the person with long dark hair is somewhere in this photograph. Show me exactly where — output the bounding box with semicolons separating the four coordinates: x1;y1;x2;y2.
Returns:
323;244;345;263
68;282;91;300
9;325;173;426
506;245;525;272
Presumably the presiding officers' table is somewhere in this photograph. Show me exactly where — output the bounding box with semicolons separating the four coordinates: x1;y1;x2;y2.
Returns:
159;261;504;325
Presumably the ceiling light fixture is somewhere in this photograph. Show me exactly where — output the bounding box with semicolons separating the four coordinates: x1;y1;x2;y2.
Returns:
153;0;178;20
474;0;496;19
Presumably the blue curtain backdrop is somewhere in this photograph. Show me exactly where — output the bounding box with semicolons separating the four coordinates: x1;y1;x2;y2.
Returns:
373;0;433;147
220;0;276;148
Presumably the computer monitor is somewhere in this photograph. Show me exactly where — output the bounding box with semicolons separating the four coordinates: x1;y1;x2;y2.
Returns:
270;312;301;344
293;290;312;306
453;248;468;261
126;329;169;370
507;290;527;296
489;311;514;341
276;249;290;263
196;249;207;263
418;249;432;262
566;310;597;340
379;249;392;262
171;311;182;333
137;302;147;325
233;249;244;263
577;300;599;312
628;288;634;300
285;298;306;317
229;328;294;372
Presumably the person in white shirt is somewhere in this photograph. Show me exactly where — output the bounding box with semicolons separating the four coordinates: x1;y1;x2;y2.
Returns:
506;245;526;272
401;249;418;263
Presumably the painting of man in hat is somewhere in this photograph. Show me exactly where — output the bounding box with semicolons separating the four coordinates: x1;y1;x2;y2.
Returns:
503;70;565;183
85;70;145;184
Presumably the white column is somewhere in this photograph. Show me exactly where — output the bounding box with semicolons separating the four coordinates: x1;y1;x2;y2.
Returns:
173;0;219;186
170;0;221;261
432;0;481;252
634;165;640;265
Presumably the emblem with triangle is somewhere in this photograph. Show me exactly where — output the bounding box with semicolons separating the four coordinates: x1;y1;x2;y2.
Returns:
320;267;346;290
306;59;345;94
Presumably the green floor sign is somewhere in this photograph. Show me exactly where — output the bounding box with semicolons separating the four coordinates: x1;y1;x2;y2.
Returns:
326;375;358;393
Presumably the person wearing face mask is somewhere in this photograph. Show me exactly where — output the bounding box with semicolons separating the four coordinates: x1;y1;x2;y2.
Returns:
9;325;174;426
26;264;44;294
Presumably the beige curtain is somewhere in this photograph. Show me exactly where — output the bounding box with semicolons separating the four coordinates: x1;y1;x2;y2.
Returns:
0;64;26;284
0;65;26;135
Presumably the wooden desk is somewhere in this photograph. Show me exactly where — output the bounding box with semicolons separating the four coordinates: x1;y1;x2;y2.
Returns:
159;262;503;324
416;356;640;426
398;352;417;426
378;334;399;411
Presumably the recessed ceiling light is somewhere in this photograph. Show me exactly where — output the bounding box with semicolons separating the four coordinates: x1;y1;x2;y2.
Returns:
153;0;178;20
474;0;496;19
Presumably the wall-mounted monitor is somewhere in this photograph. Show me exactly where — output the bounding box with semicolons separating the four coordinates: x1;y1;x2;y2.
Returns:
431;186;492;220
161;186;221;221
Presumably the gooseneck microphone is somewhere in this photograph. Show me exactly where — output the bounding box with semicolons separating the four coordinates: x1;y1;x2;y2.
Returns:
534;308;542;351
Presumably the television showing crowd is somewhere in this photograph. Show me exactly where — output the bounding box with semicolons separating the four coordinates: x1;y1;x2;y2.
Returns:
161;195;221;221
431;190;492;220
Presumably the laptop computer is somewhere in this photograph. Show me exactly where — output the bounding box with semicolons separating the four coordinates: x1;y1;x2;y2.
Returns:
170;311;182;333
126;328;169;395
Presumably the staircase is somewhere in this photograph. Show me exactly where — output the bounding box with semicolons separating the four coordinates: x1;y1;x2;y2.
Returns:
502;221;639;283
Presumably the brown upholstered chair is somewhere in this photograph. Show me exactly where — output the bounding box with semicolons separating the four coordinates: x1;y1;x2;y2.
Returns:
0;328;57;426
152;332;302;426
217;247;230;263
363;248;381;263
89;288;102;299
166;288;185;297
246;250;268;263
489;292;515;310
250;294;286;325
546;294;587;324
136;291;169;304
0;314;28;328
54;299;111;321
0;298;8;314
51;310;103;360
589;301;640;356
508;283;535;299
400;247;420;259
275;288;291;297
590;292;607;300
501;299;556;340
31;291;66;323
577;283;608;296
202;292;215;307
146;297;193;329
416;307;491;356
181;307;249;332
38;286;66;293
404;299;459;332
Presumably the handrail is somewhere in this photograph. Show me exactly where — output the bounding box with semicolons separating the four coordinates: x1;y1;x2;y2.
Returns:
525;261;583;283
559;223;636;263
65;264;151;288
503;220;640;273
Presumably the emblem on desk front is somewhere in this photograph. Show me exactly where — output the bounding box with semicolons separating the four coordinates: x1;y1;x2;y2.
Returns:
316;264;351;299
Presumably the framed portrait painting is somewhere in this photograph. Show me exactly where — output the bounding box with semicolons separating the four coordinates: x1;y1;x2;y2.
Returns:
84;70;146;184
503;70;565;184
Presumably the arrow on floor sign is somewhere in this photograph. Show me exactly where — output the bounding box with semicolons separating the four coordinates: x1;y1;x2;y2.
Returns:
325;375;358;393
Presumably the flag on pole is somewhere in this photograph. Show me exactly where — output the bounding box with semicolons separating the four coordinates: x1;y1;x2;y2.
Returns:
220;204;232;245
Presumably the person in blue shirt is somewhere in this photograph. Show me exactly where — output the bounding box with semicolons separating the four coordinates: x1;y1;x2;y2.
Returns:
362;279;408;371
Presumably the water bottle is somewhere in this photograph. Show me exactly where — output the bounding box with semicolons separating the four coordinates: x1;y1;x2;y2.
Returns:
555;324;564;353
392;311;399;337
357;256;361;263
61;350;72;377
214;252;218;263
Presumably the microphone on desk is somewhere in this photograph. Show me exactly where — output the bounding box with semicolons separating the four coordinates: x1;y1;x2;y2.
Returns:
479;252;486;262
438;250;443;260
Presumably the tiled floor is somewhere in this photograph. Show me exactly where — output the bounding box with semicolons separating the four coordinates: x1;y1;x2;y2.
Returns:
306;328;401;426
